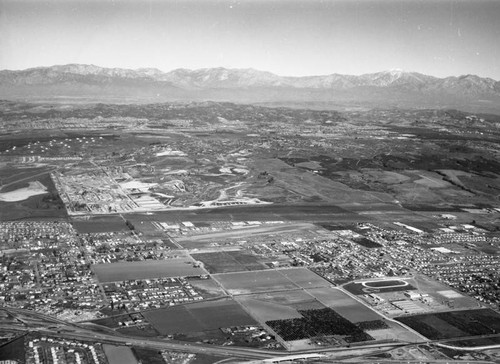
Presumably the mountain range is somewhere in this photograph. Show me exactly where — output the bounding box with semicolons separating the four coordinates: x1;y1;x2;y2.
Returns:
1;64;499;113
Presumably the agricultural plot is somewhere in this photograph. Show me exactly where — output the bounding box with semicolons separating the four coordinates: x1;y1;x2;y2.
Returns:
72;215;131;233
396;309;500;340
213;270;299;295
236;289;324;323
363;320;423;343
277;268;331;289
142;299;257;335
446;336;500;348
191;250;268;273
266;308;373;343
236;297;304;323
356;320;390;331
93;257;206;282
306;287;382;323
102;345;137;364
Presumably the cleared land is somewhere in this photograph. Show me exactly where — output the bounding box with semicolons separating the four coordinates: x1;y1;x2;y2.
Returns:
0;171;66;220
93;258;206;282
0;181;48;202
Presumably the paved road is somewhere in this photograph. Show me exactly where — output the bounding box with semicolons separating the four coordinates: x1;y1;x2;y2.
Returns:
5;306;500;362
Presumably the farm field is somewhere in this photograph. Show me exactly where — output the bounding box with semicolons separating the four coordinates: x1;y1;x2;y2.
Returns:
213;269;300;295
102;345;137;364
278;268;331;289
92;257;206;282
72;215;131;233
236;289;324;323
266;307;373;343
236;297;304;323
142;299;257;336
191;250;268;273
395;309;500;340
306;287;382;323
363;320;424;343
446;336;500;348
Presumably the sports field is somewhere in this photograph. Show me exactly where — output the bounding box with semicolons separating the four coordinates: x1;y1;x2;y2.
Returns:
93;257;206;282
344;280;415;295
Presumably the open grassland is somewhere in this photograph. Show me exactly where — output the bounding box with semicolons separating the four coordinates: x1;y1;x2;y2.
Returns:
93;257;206;282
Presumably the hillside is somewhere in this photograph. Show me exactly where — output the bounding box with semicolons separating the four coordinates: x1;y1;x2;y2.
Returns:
1;65;499;113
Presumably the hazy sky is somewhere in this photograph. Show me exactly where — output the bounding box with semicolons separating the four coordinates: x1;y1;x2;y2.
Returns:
1;0;500;79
